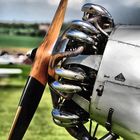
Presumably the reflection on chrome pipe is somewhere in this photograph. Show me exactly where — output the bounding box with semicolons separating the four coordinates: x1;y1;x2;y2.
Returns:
70;20;99;34
81;3;114;37
51;81;82;94
52;109;79;123
95;21;109;37
88;17;109;37
53;118;79;127
81;3;112;19
55;68;85;81
66;29;95;44
53;38;69;53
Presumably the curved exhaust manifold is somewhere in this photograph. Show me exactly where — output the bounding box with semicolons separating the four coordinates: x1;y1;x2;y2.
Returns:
51;81;82;94
52;108;80;127
52;109;79;122
66;29;95;44
70;20;99;35
55;68;85;81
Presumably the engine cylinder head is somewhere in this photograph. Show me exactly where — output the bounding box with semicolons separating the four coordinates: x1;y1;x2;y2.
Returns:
81;3;114;34
66;29;95;44
70;20;99;35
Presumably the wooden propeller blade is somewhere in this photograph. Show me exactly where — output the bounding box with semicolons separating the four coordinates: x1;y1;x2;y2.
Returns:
30;0;68;85
7;0;68;140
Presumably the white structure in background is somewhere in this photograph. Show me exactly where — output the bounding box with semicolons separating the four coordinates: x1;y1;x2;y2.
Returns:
0;68;22;77
0;51;26;76
0;52;27;65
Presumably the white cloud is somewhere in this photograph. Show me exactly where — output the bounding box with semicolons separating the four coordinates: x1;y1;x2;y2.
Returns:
0;0;85;8
48;0;85;9
122;0;140;7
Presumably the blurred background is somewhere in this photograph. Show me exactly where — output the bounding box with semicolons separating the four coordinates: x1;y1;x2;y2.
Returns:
1;0;139;139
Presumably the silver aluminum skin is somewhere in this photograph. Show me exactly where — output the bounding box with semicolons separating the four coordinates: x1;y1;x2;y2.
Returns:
90;25;140;140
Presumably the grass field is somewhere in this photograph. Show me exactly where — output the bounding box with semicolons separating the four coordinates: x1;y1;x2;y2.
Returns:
0;34;43;54
0;34;43;49
0;85;75;140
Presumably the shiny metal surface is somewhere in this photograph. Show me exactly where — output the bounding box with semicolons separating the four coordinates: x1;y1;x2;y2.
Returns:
63;55;102;71
53;38;69;53
110;25;140;47
81;3;114;37
70;20;99;34
55;68;85;81
72;94;89;112
51;81;82;94
90;25;140;140
88;17;109;37
81;3;112;18
66;29;95;44
52;109;79;123
53;118;79;127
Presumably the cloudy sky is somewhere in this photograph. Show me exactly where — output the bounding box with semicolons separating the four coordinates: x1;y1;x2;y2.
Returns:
0;0;87;23
0;0;140;24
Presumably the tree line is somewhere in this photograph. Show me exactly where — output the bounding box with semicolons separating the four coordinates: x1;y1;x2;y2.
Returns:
0;23;69;37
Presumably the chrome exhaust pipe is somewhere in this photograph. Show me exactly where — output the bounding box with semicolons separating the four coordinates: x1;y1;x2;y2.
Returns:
88;17;109;37
55;68;85;81
52;109;79;123
81;3;112;20
66;29;95;44
54;38;69;53
53;118;79;127
51;81;82;94
70;20;99;35
81;3;114;37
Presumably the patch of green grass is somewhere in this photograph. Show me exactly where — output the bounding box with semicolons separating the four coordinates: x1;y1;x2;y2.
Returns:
0;34;43;48
0;85;75;140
